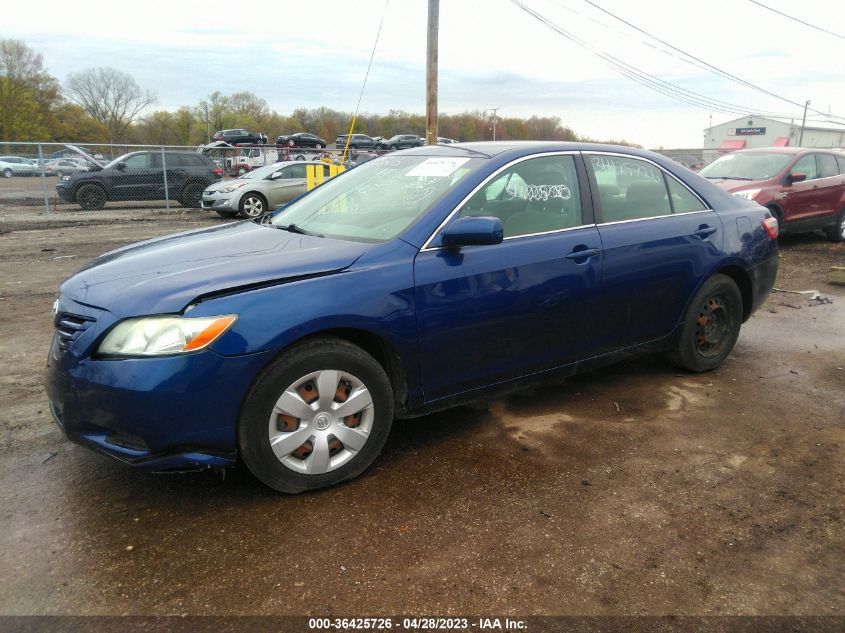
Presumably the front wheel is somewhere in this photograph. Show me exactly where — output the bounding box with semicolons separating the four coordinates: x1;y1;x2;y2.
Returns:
2;169;12;178
825;209;845;243
669;274;743;373
238;192;267;218
76;184;107;210
238;338;394;493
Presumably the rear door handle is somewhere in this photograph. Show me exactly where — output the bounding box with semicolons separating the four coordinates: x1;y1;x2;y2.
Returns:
565;247;599;260
693;226;717;238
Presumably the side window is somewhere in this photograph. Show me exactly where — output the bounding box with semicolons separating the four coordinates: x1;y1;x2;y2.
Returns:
818;154;839;178
123;154;151;170
164;154;184;167
458;155;583;238
289;164;308;179
790;154;818;180
666;176;707;213
587;155;671;222
837;155;845;175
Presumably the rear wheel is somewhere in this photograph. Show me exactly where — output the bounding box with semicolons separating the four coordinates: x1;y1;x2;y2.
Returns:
825;209;845;242
2;168;12;178
238;192;267;218
75;184;107;210
669;274;743;373
238;338;394;493
179;183;204;208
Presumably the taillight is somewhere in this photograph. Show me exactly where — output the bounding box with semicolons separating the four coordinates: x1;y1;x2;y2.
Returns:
762;216;779;239
213;167;222;175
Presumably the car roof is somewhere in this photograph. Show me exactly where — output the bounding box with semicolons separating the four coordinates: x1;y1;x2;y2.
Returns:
726;147;827;155
397;140;669;160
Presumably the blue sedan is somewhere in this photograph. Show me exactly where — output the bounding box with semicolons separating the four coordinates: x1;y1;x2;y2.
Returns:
45;142;779;493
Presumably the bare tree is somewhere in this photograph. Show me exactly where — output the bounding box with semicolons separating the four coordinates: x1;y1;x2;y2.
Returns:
65;67;155;143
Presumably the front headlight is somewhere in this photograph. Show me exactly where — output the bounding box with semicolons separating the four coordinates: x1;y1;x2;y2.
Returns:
61;175;71;181
732;189;761;200
219;183;247;194
98;315;237;356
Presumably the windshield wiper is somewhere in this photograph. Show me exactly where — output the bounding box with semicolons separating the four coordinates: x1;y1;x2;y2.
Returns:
276;223;323;237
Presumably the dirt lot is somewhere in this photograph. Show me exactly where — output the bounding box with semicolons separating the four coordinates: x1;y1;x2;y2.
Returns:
0;202;843;618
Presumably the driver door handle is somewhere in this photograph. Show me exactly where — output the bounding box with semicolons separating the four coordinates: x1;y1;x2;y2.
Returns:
565;247;599;260
693;226;717;238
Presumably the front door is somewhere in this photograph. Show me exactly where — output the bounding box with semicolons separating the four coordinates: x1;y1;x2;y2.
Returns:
414;153;601;402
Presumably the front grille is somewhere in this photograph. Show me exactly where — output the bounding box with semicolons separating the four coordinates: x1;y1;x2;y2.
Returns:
55;313;96;352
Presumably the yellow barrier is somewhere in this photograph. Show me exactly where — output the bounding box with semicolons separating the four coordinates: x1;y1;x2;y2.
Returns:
306;163;345;191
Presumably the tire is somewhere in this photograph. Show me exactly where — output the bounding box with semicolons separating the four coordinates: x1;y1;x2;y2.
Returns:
295;154;306;161
75;184;107;210
55;171;64;178
669;274;743;373
215;209;238;219
389;145;398;151
238;337;394;493
825;209;845;243
316;143;324;150
350;144;358;150
179;183;204;208
238;192;267;218
2;169;12;178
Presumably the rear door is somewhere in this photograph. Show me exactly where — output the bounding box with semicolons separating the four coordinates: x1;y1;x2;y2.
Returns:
266;164;310;205
414;153;601;400
815;153;845;217
585;152;723;352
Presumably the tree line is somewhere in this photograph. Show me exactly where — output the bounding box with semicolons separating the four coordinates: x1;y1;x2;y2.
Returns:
0;38;639;147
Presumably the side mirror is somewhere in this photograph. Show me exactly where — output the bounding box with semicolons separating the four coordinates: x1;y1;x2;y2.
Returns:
788;172;807;183
116;162;126;171
441;216;504;247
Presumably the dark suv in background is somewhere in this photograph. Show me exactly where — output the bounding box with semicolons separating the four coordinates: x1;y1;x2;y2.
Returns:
377;134;424;150
212;129;266;145
335;133;377;150
56;151;222;210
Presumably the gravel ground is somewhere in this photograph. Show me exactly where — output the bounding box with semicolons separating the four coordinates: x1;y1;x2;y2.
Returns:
0;204;843;618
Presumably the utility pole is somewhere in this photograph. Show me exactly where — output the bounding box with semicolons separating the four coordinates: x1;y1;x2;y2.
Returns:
487;107;499;141
425;0;439;145
799;99;810;146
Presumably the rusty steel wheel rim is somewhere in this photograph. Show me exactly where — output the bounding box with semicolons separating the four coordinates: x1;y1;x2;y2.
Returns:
694;294;731;358
267;369;374;475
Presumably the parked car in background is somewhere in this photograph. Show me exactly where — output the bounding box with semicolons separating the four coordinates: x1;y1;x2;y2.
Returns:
56;150;222;210
335;134;378;150
376;134;424;150
201;161;333;219
0;156;38;178
700;147;845;241
275;132;327;149
46;142;778;493
437;137;460;144
212;129;266;145
41;158;90;178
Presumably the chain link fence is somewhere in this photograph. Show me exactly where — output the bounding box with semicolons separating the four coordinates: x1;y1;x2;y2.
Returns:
0;142;379;220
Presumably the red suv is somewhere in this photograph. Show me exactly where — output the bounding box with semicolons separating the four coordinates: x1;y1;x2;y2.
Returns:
699;147;845;241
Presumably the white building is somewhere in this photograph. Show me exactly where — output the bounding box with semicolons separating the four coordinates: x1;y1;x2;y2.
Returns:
703;115;845;162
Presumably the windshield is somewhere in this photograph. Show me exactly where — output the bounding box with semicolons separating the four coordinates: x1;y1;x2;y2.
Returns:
103;153;135;169
271;154;485;242
699;153;792;180
241;163;285;179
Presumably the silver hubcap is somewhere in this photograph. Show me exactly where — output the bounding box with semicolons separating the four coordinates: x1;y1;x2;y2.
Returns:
268;369;374;475
840;215;845;239
242;197;264;216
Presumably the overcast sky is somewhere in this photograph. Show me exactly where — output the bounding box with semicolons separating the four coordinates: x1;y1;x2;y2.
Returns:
5;0;845;147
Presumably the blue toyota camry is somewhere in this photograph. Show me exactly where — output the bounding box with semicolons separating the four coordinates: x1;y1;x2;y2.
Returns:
46;142;779;493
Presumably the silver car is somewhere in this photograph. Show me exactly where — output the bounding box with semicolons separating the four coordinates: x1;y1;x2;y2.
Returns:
0;156;38;178
201;161;332;218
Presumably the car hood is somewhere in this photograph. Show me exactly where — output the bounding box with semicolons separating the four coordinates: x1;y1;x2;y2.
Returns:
205;177;252;192
707;178;765;192
60;221;366;317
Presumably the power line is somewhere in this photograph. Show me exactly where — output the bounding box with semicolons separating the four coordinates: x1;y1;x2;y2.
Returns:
747;0;845;41
511;1;801;118
579;0;844;121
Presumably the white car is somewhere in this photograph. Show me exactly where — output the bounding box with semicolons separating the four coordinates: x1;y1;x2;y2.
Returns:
201;161;333;218
0;156;37;178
